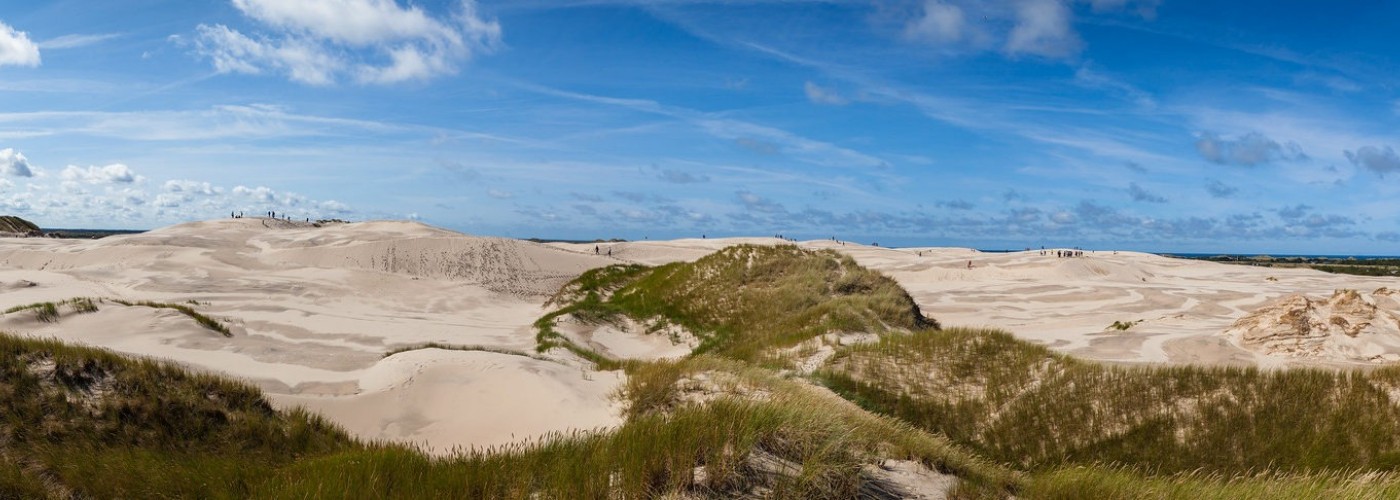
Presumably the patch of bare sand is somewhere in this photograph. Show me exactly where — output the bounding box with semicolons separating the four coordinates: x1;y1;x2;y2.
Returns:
554;316;697;361
271;349;623;454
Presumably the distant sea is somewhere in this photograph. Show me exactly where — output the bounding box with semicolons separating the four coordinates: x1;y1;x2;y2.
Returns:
973;249;1400;260
42;228;147;239
1162;252;1400;260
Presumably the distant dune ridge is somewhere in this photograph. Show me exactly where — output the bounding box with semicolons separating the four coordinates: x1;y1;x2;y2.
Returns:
0;215;40;237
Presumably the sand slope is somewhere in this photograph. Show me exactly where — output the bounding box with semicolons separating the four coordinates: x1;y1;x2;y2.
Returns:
0;218;621;453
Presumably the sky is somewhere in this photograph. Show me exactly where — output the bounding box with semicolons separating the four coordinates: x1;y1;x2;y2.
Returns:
2;1;1400;253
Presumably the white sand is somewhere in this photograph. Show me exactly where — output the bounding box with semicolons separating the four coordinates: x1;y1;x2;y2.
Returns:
2;222;1394;453
0;218;621;454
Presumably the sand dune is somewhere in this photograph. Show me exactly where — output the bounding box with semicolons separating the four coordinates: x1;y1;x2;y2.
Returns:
0;218;619;453
2;220;1394;453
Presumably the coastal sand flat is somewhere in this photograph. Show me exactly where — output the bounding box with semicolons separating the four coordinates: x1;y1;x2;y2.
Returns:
3;222;1395;453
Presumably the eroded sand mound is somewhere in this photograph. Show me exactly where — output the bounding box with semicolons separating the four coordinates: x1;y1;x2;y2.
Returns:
1225;288;1400;363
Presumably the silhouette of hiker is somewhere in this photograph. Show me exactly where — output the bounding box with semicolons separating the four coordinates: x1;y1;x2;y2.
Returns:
594;245;599;255
967;260;972;269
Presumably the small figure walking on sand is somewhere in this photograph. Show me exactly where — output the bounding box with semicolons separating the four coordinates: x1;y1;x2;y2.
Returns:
967;260;973;269
607;248;612;257
594;245;599;255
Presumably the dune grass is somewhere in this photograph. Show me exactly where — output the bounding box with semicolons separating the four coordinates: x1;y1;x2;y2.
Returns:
0;332;355;498
1027;466;1400;499
256;398;1016;499
382;342;548;361
3;297;99;323
257;353;1020;499
3;297;229;337
536;244;936;366
110;299;232;337
820;327;1400;475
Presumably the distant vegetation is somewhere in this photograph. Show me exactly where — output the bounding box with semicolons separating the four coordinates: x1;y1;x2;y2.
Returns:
1171;254;1400;277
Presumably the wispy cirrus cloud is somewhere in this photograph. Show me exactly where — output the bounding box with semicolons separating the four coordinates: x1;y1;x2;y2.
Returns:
38;33;122;49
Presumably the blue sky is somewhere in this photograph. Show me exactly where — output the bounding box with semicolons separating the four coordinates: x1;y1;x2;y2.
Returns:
2;1;1399;253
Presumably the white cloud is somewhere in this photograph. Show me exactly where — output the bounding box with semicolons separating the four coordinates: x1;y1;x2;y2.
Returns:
191;0;502;85
192;24;341;85
60;164;141;184
0;148;34;177
1346;146;1400;177
164;179;222;195
1005;0;1080;58
231;0;452;45
319;200;351;213
233;185;308;207
803;81;847;106
900;0;1154;60
905;1;970;44
1195;132;1307;167
487;189;513;199
0;20;40;67
38;33;122;50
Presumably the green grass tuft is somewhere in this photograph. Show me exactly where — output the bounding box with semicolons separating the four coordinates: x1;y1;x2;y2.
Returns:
111;299;232;337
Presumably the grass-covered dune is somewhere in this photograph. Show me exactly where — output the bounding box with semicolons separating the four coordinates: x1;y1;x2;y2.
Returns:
819;328;1400;475
0;333;354;498
538;244;937;366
